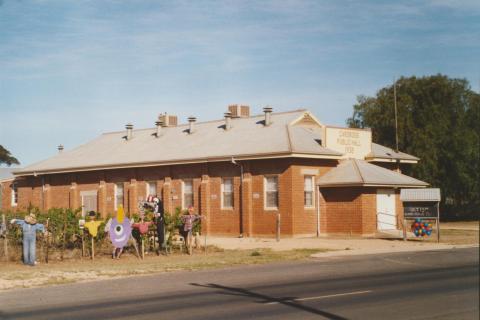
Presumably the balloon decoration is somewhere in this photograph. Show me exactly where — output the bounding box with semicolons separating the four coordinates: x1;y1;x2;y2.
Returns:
411;218;433;237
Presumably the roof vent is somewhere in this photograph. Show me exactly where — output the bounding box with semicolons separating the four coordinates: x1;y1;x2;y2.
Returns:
263;106;273;126
57;144;64;153
228;104;250;118
188;116;197;134
224;112;232;130
125;123;133;140
155;120;164;137
158;113;178;127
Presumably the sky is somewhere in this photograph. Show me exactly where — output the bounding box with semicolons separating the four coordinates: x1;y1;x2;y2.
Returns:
0;0;479;167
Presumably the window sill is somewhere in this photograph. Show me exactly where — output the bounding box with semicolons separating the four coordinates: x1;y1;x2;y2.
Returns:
264;207;279;211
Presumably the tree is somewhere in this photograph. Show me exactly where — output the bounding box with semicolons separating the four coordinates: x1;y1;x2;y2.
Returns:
0;145;19;166
347;74;480;218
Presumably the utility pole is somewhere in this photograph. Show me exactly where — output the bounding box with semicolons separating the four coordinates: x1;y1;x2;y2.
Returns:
394;77;399;152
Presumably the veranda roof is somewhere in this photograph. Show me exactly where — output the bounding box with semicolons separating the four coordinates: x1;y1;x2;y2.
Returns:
316;158;428;188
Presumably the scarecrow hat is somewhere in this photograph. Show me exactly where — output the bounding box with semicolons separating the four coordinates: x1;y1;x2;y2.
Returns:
88;211;96;218
24;213;37;225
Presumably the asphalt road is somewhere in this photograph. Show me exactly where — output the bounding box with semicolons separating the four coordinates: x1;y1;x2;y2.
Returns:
0;247;478;320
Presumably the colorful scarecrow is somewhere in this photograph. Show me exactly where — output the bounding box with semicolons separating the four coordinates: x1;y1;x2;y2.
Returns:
10;213;46;266
132;204;153;259
105;205;139;259
83;211;103;259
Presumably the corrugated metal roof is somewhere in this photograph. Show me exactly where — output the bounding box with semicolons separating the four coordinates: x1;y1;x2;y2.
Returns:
400;188;441;202
316;158;428;187
366;143;419;161
14;110;342;176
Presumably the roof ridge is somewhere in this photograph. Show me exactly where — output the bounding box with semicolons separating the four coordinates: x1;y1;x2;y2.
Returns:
102;109;308;135
351;158;365;184
285;125;293;152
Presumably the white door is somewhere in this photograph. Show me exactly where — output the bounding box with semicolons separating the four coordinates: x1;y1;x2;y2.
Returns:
376;189;396;230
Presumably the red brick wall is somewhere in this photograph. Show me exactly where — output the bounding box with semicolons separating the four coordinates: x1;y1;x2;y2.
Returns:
2;158;407;237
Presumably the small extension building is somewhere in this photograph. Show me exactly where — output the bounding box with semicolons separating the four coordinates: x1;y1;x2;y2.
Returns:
1;106;427;237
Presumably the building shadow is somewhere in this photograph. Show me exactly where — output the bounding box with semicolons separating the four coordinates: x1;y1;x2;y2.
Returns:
190;282;348;320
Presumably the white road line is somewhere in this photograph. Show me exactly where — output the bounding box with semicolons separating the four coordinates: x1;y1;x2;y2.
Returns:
265;290;372;305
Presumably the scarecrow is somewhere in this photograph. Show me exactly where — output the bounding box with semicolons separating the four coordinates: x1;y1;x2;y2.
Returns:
153;197;166;251
83;211;103;259
132;202;153;259
181;206;204;255
105;205;139;259
10;213;46;266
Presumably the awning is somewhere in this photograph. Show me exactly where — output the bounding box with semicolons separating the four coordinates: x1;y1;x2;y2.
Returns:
316;159;428;188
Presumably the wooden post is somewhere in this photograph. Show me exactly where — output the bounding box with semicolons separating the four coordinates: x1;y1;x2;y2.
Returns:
45;218;50;264
2;214;8;262
81;232;85;258
403;219;407;241
437;203;440;243
141;238;145;259
61;210;67;261
91;237;94;260
276;213;281;242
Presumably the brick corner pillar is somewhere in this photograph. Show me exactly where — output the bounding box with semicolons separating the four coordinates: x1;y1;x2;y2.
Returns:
200;174;211;235
43;184;51;211
98;181;107;217
242;172;253;237
128;179;137;215
163;177;172;214
69;182;78;210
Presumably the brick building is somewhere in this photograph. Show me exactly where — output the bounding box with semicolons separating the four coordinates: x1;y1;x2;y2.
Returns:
1;106;427;237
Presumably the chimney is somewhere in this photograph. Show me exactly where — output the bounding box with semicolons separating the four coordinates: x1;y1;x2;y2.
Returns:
228;104;250;118
125;123;133;140
155;120;163;137
224;112;232;130
263;106;273;126
188;116;196;134
158;113;178;127
57;144;64;153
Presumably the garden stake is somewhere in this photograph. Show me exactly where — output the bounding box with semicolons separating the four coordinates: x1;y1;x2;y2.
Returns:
2;214;8;262
62;210;68;260
91;236;94;260
45;218;50;264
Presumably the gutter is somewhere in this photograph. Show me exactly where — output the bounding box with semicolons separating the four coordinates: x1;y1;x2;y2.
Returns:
14;152;343;177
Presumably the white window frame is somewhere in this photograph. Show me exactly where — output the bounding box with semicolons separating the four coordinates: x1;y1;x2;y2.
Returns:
11;182;18;207
264;175;279;210
114;183;124;211
221;178;234;210
146;181;157;197
80;190;98;217
304;176;315;208
182;179;193;209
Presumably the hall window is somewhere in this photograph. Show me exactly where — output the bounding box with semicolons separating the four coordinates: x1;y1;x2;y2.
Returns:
264;176;278;209
114;183;124;211
11;182;18;207
183;180;193;209
304;176;314;207
222;178;234;209
146;181;157;197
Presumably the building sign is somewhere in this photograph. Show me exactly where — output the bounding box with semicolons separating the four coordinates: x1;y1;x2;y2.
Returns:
403;202;438;218
324;127;372;159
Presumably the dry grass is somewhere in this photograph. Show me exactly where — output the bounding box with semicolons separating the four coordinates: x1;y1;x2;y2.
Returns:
439;229;479;245
0;247;329;291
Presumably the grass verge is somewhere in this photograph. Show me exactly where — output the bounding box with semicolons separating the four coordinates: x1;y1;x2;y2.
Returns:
0;247;330;291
